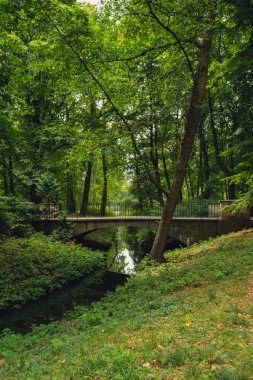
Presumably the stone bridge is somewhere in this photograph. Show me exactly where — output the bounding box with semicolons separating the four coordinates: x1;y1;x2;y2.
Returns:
37;215;252;246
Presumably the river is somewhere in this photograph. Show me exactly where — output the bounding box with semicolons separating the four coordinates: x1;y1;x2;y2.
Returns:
0;227;183;333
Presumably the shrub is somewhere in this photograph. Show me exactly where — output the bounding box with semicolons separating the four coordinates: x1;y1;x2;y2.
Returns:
0;235;105;310
0;196;40;237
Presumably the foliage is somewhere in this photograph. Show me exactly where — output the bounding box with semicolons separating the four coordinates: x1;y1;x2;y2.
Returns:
0;229;253;378
35;174;61;206
0;201;12;235
0;197;39;237
0;234;105;310
1;0;252;214
87;205;116;217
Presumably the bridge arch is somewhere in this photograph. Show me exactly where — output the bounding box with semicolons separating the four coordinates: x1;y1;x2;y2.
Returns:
35;216;251;247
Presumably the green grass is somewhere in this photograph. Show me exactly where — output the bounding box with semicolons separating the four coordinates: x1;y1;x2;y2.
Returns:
0;229;253;379
0;234;105;310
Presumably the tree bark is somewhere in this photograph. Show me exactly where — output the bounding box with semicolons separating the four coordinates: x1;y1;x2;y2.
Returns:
161;142;171;190
65;107;76;214
209;94;235;199
150;124;164;206
198;124;211;198
80;161;92;216
100;154;107;216
149;29;213;262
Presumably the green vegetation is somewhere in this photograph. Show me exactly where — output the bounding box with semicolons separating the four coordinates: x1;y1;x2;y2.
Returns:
1;0;252;214
1;0;252;258
0;234;105;310
0;197;41;238
1;229;253;379
0;0;253;375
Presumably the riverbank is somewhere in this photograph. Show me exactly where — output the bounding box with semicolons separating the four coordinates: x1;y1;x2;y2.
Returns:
0;271;128;333
1;229;253;379
0;234;105;311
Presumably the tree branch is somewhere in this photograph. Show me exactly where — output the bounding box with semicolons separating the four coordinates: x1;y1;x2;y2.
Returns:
38;3;167;195
104;42;177;62
145;0;194;77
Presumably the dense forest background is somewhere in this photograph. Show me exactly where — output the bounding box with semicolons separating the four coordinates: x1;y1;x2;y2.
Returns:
0;0;252;214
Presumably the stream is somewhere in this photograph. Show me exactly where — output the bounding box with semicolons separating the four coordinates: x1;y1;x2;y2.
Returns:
0;227;183;333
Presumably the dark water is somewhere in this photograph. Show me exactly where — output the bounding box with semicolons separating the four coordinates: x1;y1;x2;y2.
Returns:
0;227;183;333
0;271;127;334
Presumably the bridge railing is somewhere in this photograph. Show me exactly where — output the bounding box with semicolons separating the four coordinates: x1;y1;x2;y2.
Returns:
60;200;220;219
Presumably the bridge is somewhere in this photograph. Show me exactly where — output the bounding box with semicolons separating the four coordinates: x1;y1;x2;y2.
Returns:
37;201;252;246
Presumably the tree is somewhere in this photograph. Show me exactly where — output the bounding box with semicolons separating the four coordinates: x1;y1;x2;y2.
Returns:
149;26;214;261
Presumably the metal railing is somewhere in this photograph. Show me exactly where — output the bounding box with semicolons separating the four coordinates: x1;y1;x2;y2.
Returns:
42;200;221;220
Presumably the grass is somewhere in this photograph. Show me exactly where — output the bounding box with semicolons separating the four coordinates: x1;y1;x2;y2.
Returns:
0;229;253;379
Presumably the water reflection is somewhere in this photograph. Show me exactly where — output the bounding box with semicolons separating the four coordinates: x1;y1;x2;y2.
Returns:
85;226;185;274
114;247;135;274
86;227;155;274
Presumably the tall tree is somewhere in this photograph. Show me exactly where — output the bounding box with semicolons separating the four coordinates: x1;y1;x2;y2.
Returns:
149;27;214;261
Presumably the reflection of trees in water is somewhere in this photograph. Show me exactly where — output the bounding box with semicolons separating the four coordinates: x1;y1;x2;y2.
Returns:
107;227;152;273
84;228;184;274
123;227;156;262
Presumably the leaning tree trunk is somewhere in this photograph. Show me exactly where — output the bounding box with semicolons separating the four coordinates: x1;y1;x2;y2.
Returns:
149;29;213;262
80;161;92;216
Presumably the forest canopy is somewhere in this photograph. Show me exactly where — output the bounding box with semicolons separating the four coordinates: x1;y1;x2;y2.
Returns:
0;0;252;219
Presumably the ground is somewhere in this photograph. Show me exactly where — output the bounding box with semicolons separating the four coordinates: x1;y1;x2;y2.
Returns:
0;229;253;379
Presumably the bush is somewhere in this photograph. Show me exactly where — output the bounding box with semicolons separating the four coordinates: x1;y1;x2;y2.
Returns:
0;235;105;310
0;196;41;237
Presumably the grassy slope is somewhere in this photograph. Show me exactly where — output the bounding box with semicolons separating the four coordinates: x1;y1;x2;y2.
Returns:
0;229;253;379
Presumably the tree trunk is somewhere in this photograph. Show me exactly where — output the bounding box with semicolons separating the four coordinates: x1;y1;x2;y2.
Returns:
65;105;76;214
149;29;213;262
150;124;164;206
196;143;203;197
2;157;9;195
66;171;76;214
185;176;191;199
161;143;171;190
29;184;42;204
198;124;211;198
8;155;15;194
80;161;92;216
187;168;195;199
100;154;107;216
66;185;76;214
209;94;235;199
